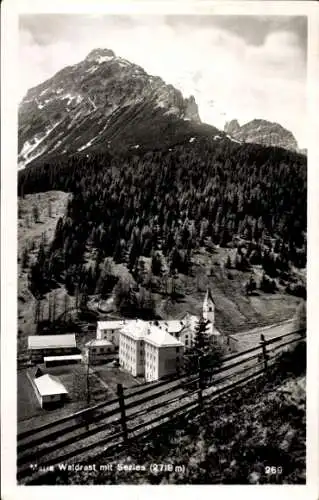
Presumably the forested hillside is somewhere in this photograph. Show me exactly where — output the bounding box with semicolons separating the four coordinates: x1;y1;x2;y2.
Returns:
18;136;306;310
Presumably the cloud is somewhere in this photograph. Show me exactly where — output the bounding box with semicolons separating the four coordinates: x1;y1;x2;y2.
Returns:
19;15;307;146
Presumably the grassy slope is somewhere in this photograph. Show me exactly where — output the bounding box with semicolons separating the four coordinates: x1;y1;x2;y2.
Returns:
18;191;71;356
157;247;301;333
29;372;306;485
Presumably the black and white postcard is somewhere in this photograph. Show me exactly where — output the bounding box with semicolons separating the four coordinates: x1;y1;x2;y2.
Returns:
1;1;319;499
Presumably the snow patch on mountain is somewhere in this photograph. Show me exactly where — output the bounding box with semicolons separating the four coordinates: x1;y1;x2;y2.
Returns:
86;65;99;74
40;88;50;97
18;48;203;166
96;55;114;64
117;58;132;67
63;93;83;106
226;134;242;144
19;120;63;168
77;138;96;152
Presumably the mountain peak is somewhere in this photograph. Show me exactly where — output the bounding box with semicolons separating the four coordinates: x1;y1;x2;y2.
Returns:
85;48;116;62
18;48;203;168
224;119;240;135
224;118;298;152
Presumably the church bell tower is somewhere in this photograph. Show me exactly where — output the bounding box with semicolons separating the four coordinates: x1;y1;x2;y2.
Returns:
203;288;215;328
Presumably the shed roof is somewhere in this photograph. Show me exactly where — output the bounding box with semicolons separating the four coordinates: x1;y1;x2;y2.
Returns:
28;334;76;350
44;354;83;362
34;374;68;396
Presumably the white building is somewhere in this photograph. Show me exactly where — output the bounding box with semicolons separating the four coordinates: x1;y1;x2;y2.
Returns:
119;320;149;376
144;326;184;382
98;289;235;376
119;321;184;381
178;313;200;348
28;368;68;408
84;339;117;365
157;320;185;338
96;320;126;346
44;354;82;368
203;288;215;327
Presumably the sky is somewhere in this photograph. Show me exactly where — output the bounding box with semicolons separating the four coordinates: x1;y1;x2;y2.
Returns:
19;14;307;147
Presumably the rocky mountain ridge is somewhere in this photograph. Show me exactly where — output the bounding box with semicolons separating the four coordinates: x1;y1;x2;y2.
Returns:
224;118;299;152
18;48;202;168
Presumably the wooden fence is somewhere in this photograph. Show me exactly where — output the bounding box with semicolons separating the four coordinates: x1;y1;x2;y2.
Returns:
17;327;305;483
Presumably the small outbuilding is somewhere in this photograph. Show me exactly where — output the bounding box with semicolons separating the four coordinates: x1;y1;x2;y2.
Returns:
27;368;68;408
28;334;77;362
84;339;117;365
44;354;83;368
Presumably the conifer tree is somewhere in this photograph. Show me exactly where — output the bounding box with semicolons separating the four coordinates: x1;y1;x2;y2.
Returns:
193;317;210;353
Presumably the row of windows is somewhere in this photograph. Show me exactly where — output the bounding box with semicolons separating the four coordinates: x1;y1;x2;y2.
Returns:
121;347;136;355
146;366;156;377
103;334;115;341
101;329;117;334
89;347;113;354
146;351;156;360
121;342;135;351
120;352;136;362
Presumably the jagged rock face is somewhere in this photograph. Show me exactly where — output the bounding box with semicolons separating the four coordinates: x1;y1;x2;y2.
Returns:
224;119;240;135
184;95;200;122
224;118;298;152
18;48;201;168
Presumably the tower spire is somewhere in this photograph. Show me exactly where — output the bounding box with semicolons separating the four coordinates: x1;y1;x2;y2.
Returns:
203;288;215;329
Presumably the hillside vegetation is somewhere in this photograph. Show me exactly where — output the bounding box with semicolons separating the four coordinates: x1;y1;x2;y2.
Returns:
18;136;306;328
18;191;71;354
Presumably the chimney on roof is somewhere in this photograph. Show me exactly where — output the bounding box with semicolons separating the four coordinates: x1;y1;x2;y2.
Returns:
34;367;43;378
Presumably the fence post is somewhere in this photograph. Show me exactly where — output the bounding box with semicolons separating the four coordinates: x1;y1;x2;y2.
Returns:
260;334;268;371
197;356;203;410
117;383;128;445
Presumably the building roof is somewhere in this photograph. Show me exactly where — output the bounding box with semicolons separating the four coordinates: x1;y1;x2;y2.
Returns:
180;314;220;336
145;326;184;348
157;320;185;334
85;339;113;347
181;313;199;331
34;374;68;396
28;334;76;350
204;288;215;305
120;319;149;340
207;324;220;336
44;354;83;362
97;320;126;330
